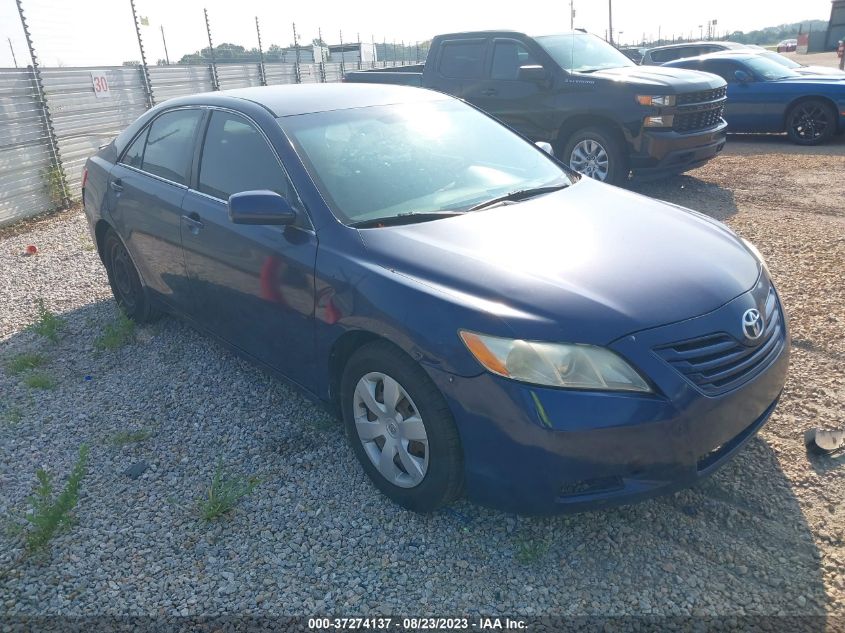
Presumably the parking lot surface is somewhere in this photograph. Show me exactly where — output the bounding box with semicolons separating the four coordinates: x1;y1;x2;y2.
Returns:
0;137;843;620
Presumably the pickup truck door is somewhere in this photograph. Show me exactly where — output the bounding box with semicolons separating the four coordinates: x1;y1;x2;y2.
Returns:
461;38;551;141
425;37;488;98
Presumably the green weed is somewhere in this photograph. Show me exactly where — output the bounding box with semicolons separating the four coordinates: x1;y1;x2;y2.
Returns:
198;462;259;521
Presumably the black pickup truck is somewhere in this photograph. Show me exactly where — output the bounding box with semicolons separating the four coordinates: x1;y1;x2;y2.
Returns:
344;31;728;185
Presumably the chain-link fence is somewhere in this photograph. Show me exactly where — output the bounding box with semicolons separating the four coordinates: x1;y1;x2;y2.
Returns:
0;0;429;226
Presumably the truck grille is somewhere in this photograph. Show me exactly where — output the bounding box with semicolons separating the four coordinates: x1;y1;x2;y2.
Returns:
676;86;727;105
673;86;727;133
674;106;725;133
654;288;785;396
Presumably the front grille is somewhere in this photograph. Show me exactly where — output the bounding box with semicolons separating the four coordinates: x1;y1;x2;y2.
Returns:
676;86;727;105
672;86;727;132
674;106;725;132
654;288;785;396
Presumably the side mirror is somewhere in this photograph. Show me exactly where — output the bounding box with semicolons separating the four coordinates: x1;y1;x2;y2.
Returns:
734;70;753;84
535;141;554;156
228;190;297;225
518;65;548;82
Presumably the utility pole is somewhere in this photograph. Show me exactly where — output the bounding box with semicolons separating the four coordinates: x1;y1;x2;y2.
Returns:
7;37;17;67
160;25;170;64
699;24;704;40
570;0;574;30
608;0;614;45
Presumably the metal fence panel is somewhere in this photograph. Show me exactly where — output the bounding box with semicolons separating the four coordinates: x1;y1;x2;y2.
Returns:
217;63;262;90
148;65;214;102
324;62;344;82
40;67;149;199
0;68;53;226
263;63;298;85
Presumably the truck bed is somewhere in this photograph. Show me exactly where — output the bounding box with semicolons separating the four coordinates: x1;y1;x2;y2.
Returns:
344;64;425;86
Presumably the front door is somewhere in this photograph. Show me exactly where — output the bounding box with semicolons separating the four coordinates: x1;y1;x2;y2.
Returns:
106;108;204;311
180;109;318;389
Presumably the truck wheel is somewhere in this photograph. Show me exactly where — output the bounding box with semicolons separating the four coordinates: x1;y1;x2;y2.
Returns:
561;127;627;186
340;341;464;512
786;100;836;146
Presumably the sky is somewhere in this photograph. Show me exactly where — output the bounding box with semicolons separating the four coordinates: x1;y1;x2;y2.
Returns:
0;0;837;67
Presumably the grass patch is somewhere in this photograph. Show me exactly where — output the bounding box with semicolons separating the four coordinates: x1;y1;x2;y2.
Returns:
198;462;259;521
5;353;48;376
110;428;152;447
94;313;135;351
514;537;549;565
2;407;23;425
23;444;89;551
23;372;55;390
80;236;96;252
29;299;63;342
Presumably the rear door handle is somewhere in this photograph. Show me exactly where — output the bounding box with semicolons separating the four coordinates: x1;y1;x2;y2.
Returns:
182;212;204;235
110;179;123;193
481;88;498;96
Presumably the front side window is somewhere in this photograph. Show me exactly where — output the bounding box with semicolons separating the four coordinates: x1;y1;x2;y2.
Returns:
438;40;486;78
140;109;203;185
278;99;571;226
198;110;298;204
536;33;634;73
491;40;539;80
744;57;799;81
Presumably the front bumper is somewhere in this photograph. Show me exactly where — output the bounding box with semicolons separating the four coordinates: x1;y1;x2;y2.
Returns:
425;281;790;514
629;122;727;180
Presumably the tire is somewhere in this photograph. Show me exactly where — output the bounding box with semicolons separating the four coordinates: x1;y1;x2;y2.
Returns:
102;228;160;323
560;126;628;186
340;341;463;512
785;99;837;146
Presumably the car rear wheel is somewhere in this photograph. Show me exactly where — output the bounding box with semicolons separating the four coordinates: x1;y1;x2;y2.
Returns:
340;341;463;512
786;100;836;146
103;228;160;323
561;127;627;186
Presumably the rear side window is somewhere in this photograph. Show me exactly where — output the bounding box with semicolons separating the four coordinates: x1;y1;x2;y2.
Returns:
701;60;740;83
651;48;692;63
491;40;538;80
438;40;486;78
198;110;298;204
141;109;203;185
122;128;147;169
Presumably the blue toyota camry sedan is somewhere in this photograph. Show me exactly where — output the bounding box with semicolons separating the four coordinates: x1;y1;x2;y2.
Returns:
83;84;789;513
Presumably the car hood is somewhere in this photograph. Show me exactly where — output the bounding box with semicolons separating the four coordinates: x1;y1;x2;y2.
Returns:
773;76;845;88
359;178;760;345
795;66;845;78
580;65;725;91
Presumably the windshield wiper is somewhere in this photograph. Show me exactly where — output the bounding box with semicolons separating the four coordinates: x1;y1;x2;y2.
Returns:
467;183;570;212
350;211;464;228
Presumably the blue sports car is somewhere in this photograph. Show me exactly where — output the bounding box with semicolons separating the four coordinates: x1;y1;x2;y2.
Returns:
83;84;789;514
664;51;845;145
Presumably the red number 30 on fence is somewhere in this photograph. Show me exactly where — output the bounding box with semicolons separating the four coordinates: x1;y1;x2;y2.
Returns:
91;73;111;99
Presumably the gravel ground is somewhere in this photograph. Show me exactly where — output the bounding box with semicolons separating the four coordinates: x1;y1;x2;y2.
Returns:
0;139;843;623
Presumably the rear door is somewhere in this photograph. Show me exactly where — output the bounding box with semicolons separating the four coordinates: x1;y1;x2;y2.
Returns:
462;37;550;139
107;108;204;311
180;108;318;388
426;38;488;97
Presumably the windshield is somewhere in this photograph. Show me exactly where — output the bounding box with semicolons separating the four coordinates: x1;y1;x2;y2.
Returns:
536;33;635;73
746;56;800;80
759;51;801;69
278;100;570;226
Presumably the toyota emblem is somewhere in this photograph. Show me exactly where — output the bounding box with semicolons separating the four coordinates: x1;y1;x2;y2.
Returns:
742;308;764;341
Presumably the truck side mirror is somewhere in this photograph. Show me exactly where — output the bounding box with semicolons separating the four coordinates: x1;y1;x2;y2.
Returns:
518;65;548;82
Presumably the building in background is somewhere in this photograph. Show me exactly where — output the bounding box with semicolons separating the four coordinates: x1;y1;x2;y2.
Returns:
826;0;845;49
328;42;377;64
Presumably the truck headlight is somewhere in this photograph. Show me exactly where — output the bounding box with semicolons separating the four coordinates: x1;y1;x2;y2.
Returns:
636;94;676;107
459;331;652;392
644;115;675;128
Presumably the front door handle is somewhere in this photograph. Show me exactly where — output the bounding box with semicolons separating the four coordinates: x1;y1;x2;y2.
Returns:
481;88;498;96
182;212;204;235
110;179;123;193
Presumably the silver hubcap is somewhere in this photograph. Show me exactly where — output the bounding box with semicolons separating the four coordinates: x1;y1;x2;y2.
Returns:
353;372;429;488
570;139;610;181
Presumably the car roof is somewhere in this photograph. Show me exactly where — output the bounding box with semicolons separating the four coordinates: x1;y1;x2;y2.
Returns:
646;41;745;53
169;83;449;118
665;51;760;64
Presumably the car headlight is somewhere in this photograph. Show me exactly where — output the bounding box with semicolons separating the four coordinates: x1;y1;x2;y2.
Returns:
636;94;676;107
741;237;768;271
459;331;651;392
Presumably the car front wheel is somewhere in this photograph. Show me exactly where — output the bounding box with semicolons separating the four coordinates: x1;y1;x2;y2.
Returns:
786;100;836;146
340;341;463;512
561;127;627;186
